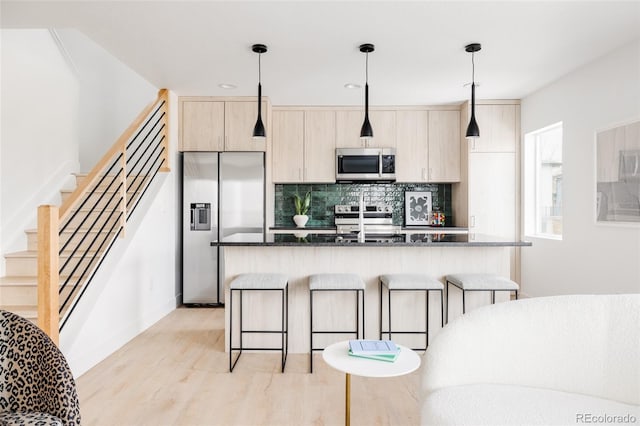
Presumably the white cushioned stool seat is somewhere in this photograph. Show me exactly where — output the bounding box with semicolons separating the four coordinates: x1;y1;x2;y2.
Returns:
230;273;288;290
446;273;518;291
309;273;365;290
381;274;444;290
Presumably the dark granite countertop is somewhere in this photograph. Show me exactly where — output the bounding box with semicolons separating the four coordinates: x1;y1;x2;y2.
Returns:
213;232;532;247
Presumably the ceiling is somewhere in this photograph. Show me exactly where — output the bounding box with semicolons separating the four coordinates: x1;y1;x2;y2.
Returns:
2;1;640;106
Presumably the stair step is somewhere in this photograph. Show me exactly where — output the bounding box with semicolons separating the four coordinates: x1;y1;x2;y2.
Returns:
74;173;151;189
25;227;120;251
0;305;38;320
5;250;105;277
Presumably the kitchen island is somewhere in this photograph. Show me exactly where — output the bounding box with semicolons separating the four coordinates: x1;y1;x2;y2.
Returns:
215;232;531;353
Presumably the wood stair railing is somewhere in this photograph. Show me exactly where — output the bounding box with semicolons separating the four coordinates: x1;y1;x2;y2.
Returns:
37;89;170;344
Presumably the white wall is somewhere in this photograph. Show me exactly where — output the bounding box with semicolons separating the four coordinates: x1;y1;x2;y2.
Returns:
0;29;80;273
521;39;640;296
55;29;158;171
61;91;180;377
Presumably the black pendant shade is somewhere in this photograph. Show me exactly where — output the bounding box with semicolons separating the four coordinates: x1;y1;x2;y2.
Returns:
466;83;480;137
252;44;267;139
359;43;375;139
465;43;481;138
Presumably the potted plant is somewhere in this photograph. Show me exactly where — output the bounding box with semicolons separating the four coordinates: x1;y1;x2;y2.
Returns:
292;191;311;228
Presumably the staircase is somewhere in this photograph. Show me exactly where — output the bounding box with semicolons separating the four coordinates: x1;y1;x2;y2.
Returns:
0;89;169;341
0;174;125;321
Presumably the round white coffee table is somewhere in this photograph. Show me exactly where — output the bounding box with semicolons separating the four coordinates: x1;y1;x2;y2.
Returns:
322;341;421;426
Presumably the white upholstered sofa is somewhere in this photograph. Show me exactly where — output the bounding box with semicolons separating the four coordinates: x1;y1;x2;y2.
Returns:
421;294;640;425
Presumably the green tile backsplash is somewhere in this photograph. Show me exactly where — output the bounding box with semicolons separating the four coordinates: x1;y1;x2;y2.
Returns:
275;183;453;227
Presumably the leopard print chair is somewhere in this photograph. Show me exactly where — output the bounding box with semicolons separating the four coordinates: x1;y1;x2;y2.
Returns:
0;310;81;425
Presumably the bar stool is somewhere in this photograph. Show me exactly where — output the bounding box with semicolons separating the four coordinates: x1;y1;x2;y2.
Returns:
309;273;365;373
229;273;288;372
445;273;519;323
379;274;444;351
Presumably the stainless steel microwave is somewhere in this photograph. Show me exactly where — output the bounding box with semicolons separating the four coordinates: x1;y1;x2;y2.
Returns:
336;148;396;182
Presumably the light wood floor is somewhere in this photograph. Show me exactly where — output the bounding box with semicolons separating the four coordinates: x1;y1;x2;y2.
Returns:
76;307;422;426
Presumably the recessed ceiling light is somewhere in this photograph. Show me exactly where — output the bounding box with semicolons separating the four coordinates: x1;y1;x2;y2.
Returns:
344;83;361;89
219;83;237;89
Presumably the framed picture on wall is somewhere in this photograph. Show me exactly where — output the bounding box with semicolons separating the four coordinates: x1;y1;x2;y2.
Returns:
595;119;640;225
405;191;432;226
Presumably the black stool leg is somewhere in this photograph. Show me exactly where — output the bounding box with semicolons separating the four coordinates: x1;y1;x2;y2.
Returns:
462;288;466;314
379;281;383;340
229;288;233;372
388;289;393;342
359;289;365;340
446;281;450;324
309;289;314;373
425;290;430;348
439;289;444;328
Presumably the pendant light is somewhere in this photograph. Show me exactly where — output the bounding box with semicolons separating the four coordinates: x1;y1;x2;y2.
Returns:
465;43;481;138
252;43;267;139
359;43;374;139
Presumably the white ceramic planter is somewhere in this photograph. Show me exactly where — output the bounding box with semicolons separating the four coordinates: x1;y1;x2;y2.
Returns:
293;215;309;228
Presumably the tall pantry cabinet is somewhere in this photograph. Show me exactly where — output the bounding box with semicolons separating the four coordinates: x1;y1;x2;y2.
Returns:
454;100;521;281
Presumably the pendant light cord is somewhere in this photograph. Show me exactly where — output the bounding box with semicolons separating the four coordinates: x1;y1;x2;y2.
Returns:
471;51;475;84
365;51;369;83
258;52;262;84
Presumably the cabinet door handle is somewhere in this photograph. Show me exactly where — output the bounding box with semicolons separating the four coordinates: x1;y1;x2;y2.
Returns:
422;168;426;181
224;135;228;150
470;215;476;227
429;168;433;180
299;168;302;180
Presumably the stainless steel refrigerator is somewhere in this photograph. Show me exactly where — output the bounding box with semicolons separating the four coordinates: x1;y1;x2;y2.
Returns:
182;152;265;305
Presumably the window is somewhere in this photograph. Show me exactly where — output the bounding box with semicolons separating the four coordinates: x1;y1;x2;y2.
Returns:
524;122;563;239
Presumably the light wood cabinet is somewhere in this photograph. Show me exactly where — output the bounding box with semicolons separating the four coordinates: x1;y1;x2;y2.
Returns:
335;110;396;148
455;100;520;280
180;101;225;151
224;101;267;152
304;110;336;182
272;111;304;182
271;109;336;183
395;110;429;182
428;110;461;182
468;153;516;238
179;99;267;152
470;104;517;153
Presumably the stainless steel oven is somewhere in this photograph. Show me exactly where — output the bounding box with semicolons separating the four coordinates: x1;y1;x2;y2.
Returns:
336;148;396;182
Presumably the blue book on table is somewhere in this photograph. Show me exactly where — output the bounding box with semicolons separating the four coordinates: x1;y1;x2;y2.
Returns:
348;339;399;357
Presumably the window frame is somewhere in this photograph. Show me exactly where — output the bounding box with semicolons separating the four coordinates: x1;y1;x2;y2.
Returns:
524;121;563;240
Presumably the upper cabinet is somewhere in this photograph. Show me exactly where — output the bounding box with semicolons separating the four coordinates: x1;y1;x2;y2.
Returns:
181;101;225;151
271;109;336;183
469;104;518;153
336;110;396;148
272;110;304;182
394;109;460;183
224;101;268;152
179;98;268;152
428;110;461;182
304;110;336;182
395;110;429;182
